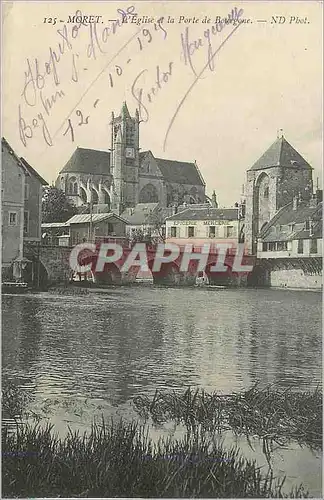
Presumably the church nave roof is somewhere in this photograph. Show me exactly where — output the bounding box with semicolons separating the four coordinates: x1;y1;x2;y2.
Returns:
61;147;111;175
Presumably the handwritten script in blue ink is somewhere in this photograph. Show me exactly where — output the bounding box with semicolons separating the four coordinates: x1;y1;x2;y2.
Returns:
60;18;167;144
18;6;137;148
180;7;244;77
131;62;173;123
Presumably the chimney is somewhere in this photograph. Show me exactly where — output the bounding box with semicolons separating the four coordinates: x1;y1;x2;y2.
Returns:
292;195;298;211
309;189;323;208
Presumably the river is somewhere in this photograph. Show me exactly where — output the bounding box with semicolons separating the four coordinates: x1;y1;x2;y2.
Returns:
2;286;322;496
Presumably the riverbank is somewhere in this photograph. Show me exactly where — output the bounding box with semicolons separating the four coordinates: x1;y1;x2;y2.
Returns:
2;385;321;498
2;418;310;498
133;385;322;452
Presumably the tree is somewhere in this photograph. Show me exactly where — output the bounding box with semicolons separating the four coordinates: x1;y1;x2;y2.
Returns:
42;186;78;223
145;208;166;242
130;228;152;245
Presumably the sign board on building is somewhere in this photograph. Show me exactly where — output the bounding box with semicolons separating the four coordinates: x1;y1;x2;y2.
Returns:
173;221;197;226
203;220;233;225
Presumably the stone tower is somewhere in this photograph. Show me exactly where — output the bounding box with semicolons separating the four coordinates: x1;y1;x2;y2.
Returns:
110;102;140;214
245;135;313;254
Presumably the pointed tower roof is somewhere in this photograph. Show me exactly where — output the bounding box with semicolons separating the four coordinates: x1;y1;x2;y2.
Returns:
249;136;312;171
121;101;131;119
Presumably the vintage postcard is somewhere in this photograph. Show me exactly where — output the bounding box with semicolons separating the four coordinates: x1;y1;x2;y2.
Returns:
1;0;322;498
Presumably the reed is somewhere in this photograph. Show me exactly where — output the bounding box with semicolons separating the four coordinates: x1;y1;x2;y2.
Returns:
133;385;322;452
2;418;309;498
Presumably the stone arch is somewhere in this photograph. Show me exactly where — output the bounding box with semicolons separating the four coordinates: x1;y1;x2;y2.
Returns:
37;261;49;289
149;260;183;286
247;264;270;287
21;259;49;289
205;261;233;286
139;183;159;203
93;263;121;285
255;172;270;233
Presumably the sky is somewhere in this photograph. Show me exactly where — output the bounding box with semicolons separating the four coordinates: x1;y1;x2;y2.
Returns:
2;1;323;206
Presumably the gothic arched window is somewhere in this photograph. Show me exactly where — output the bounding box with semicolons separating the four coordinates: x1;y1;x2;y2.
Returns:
68;176;77;195
104;191;111;209
139;184;159;203
91;189;99;204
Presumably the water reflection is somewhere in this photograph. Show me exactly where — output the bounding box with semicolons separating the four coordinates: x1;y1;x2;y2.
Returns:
2;287;322;498
2;288;322;411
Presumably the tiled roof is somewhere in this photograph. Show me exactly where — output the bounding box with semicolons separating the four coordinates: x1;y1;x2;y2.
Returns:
61;148;111;175
261;201;322;232
155;157;205;186
139;151;205;186
59;148;204;186
260;201;322;241
249;137;312;171
20;157;48;185
42;222;70;228
2;137;29;175
167;207;239;221
2;139;48;185
67;212;128;225
139;151;150;161
121;203;160;225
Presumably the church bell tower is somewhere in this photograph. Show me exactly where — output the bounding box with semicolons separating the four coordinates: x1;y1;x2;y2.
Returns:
110;102;140;214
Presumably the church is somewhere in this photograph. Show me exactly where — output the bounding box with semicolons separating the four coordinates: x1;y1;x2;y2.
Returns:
55;102;206;214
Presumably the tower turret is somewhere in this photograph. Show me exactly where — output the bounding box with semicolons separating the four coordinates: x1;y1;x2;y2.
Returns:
211;190;218;208
110;102;140;214
244;135;313;254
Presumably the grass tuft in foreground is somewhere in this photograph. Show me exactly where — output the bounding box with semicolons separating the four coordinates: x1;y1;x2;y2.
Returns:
2;418;309;498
